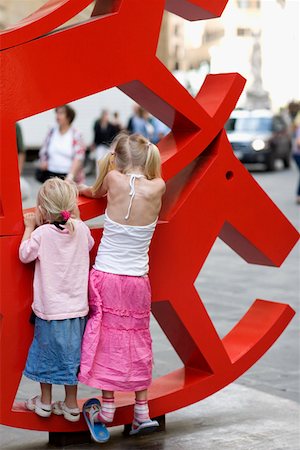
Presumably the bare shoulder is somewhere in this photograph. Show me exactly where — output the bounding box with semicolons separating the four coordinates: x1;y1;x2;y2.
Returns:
104;170;122;185
150;177;166;193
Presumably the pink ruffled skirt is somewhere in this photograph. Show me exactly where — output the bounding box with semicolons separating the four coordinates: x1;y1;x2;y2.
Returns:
78;269;153;392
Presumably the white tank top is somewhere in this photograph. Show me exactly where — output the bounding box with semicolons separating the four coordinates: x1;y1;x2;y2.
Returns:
93;174;158;276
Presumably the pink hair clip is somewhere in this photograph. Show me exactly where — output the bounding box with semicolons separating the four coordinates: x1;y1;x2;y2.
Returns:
61;210;71;221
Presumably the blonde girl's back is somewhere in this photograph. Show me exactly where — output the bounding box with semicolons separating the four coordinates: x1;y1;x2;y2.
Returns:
92;132;166;226
105;170;165;226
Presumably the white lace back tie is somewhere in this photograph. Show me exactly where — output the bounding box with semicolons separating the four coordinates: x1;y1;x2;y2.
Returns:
125;174;146;220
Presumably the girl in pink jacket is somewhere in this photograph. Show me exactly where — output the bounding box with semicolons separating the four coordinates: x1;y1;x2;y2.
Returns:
19;177;94;422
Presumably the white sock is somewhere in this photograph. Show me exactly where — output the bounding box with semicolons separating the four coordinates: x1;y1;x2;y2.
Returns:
95;397;116;423
134;399;150;424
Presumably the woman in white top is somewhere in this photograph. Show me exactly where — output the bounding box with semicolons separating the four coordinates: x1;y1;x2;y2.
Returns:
78;132;165;442
38;104;86;184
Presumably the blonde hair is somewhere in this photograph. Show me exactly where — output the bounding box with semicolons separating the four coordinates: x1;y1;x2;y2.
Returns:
93;132;161;194
37;177;78;234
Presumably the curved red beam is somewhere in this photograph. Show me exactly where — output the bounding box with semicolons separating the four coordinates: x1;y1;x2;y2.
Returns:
0;0;298;433
0;0;95;50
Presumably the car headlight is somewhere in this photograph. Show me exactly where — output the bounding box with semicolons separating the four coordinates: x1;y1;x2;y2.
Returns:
252;139;266;151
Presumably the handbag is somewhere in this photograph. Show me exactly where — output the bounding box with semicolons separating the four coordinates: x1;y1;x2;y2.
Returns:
35;168;49;183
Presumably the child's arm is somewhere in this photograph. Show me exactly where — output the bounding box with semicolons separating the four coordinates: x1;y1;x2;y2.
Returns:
19;213;41;263
78;173;110;199
78;184;95;198
93;172;109;197
21;213;36;242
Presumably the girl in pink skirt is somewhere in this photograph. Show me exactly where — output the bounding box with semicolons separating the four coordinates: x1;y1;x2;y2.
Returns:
78;132;165;440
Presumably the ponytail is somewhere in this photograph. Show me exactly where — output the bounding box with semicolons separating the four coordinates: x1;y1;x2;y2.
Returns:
144;143;161;180
91;132;162;185
62;213;75;235
54;209;76;235
92;151;112;195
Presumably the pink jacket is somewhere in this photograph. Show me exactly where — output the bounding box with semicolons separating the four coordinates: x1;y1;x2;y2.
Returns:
19;220;94;320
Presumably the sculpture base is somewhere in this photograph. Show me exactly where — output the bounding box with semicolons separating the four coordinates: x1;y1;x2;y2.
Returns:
48;431;92;447
123;414;166;437
48;416;165;446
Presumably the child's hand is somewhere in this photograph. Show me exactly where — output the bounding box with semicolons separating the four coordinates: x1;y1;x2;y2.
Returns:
35;207;43;226
24;212;37;229
40;161;48;170
77;184;95;198
78;183;88;193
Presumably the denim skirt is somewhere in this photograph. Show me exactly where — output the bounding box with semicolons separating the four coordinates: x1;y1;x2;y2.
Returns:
24;316;86;385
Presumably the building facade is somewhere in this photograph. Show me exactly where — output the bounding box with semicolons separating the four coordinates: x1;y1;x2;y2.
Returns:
0;0;299;110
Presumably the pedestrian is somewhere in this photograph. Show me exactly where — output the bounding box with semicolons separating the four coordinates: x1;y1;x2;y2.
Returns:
142;109;155;141
92;109;117;164
112;111;123;134
36;104;86;184
16;122;31;200
126;103;139;133
19;177;94;421
151;116;170;144
292;112;300;204
127;106;153;140
78;132;165;442
16;122;26;174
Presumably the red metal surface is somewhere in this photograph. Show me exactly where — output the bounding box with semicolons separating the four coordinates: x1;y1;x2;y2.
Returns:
0;0;298;432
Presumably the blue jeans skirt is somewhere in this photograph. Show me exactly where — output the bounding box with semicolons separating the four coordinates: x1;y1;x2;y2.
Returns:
24;316;86;385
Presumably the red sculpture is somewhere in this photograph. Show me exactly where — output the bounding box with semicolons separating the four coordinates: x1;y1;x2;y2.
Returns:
0;0;298;432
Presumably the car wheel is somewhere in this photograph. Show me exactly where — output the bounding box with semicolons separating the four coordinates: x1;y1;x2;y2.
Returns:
265;154;276;172
283;155;291;168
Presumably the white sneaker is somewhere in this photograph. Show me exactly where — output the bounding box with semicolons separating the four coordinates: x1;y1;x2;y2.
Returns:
25;395;52;418
52;401;80;422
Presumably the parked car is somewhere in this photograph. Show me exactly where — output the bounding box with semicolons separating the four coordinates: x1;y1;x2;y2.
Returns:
225;109;292;171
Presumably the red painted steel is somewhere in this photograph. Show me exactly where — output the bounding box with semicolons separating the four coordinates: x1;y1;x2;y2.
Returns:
0;0;298;432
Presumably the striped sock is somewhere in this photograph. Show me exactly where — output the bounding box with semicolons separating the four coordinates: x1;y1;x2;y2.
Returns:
134;399;150;424
96;397;116;423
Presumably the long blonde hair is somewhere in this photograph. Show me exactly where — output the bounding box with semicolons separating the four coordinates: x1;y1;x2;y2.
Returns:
92;132;161;194
37;177;78;234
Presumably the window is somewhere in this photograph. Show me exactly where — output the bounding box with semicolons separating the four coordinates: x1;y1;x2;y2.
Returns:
202;28;224;44
225;118;236;132
237;28;252;37
237;0;260;9
272;117;286;132
231;117;272;133
174;24;180;37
